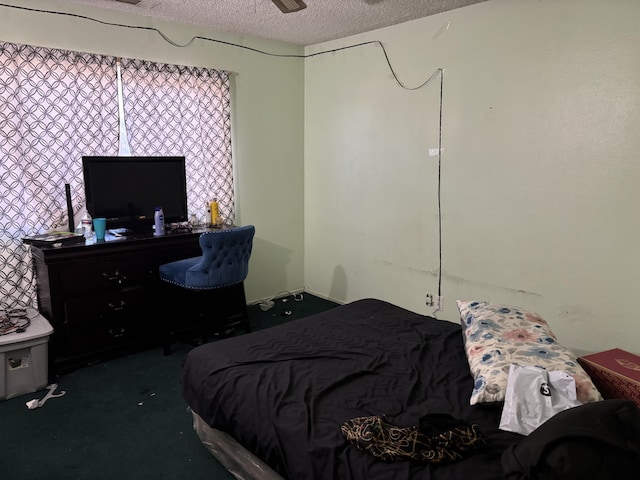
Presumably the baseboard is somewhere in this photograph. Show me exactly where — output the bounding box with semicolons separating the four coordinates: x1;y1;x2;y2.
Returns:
298;288;345;306
248;288;305;307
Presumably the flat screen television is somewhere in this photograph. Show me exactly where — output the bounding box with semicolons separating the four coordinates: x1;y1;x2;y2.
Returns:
82;156;188;233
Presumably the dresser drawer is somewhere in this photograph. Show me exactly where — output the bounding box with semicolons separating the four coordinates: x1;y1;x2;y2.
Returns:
28;228;208;372
63;288;154;326
58;258;157;295
60;317;151;355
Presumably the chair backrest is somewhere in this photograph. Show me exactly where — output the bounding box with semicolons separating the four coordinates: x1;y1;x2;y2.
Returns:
191;225;255;288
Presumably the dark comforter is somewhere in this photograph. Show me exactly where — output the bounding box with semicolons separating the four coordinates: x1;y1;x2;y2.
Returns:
182;298;522;480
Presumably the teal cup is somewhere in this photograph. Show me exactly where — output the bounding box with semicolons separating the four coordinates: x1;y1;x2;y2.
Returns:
93;218;107;241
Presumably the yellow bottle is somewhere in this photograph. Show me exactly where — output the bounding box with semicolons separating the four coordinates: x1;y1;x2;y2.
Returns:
209;199;218;226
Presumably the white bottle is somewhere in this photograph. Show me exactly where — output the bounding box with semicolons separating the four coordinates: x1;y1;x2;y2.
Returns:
154;207;165;236
81;211;93;239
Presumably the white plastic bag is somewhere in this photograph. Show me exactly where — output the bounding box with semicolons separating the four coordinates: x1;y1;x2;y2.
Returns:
499;364;582;436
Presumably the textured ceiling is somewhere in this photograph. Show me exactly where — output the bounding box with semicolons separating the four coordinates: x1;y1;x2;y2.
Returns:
53;0;489;46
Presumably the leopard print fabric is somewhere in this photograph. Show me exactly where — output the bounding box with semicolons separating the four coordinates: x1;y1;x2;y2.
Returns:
341;415;486;463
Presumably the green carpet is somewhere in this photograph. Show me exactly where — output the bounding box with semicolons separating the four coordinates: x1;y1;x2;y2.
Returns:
0;292;338;480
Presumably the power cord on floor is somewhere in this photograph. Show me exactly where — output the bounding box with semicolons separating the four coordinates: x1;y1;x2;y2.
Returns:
0;308;34;335
257;291;304;311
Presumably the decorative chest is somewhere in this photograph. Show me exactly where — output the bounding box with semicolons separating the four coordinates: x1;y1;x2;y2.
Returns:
578;348;640;408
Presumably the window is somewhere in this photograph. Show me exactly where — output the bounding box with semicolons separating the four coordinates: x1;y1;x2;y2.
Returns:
120;57;234;225
0;41;233;308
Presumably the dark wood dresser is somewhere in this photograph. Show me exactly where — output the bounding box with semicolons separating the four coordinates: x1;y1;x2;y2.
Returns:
27;229;209;373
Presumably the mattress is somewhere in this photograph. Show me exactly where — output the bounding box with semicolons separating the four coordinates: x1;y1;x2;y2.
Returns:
182;298;522;479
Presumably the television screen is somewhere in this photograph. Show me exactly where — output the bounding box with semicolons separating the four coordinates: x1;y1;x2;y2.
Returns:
82;156;188;232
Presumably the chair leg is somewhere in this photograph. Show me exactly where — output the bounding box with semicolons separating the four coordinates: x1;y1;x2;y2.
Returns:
161;283;252;355
200;312;208;346
160;281;175;356
240;284;251;333
201;283;251;337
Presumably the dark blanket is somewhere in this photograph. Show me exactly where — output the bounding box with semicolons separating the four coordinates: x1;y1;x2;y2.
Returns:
182;298;521;479
502;399;640;479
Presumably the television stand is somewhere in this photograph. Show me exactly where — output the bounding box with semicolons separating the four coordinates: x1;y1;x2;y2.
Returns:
27;227;221;374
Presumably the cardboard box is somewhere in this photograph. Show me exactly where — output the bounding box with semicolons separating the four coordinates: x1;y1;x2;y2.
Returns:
0;309;53;400
578;348;640;408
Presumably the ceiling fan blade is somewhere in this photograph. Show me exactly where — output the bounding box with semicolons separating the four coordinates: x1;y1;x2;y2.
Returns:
272;0;307;14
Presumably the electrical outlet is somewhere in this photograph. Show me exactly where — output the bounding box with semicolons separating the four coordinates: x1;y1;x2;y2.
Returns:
434;295;444;311
425;293;434;307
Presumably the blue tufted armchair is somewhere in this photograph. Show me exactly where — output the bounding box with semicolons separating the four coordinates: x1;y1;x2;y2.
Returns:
158;225;255;354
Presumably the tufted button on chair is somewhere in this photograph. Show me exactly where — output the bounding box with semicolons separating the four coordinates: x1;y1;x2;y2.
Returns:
158;225;255;354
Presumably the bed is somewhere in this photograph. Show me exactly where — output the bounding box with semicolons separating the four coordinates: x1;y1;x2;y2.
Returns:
181;298;523;479
181;298;620;480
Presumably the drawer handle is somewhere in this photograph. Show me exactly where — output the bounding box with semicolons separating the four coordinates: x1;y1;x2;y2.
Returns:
109;327;126;338
102;271;127;284
107;300;126;311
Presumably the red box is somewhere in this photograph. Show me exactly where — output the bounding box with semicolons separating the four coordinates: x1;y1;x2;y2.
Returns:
578;348;640;408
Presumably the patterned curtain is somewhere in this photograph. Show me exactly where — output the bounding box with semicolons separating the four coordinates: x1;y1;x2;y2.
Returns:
0;43;233;309
120;58;234;225
0;42;119;308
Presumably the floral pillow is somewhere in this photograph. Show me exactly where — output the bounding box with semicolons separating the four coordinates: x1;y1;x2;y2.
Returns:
457;300;602;405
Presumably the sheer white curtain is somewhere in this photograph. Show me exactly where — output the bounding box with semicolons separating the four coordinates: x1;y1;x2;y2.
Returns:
0;42;119;308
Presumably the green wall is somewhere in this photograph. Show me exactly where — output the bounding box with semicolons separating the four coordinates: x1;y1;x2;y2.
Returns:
0;0;306;303
304;0;640;355
4;0;639;356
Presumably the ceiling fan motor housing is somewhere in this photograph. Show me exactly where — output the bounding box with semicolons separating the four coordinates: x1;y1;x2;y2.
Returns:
272;0;307;14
